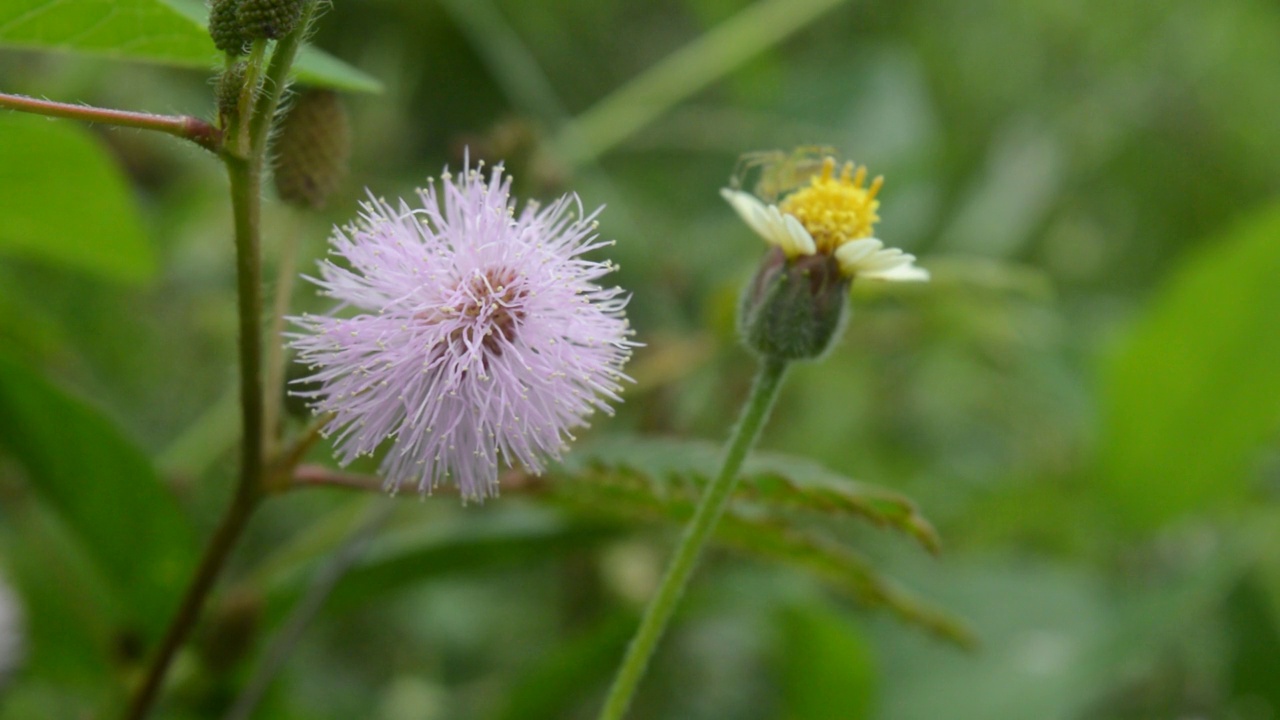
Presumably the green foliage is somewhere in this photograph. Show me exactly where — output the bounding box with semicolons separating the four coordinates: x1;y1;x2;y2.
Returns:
0;115;153;283
4;0;1280;717
564;437;941;552
553;438;970;644
0;0;379;92
1098;203;1280;529
0;352;195;637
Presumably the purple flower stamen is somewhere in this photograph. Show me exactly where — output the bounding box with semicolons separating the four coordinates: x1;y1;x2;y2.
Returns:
289;160;636;501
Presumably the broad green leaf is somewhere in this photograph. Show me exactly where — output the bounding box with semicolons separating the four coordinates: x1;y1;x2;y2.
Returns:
564;437;941;553
0;114;153;283
0;0;381;93
490;612;636;720
774;602;877;720
0;352;195;637
1098;203;1280;529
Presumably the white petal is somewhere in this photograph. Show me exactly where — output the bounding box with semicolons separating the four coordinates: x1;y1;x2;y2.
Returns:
779;213;818;256
720;189;774;240
836;238;930;282
755;205;796;250
722;188;816;257
834;238;884;271
858;248;911;273
862;263;930;281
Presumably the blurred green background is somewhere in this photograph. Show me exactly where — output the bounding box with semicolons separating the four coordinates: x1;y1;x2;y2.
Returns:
2;0;1280;718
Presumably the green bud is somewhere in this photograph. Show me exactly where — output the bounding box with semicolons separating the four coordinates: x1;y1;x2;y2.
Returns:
237;0;305;40
209;0;249;55
738;248;850;360
215;62;248;127
272;89;351;209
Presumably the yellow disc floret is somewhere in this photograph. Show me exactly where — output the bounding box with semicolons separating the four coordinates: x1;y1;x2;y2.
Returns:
777;157;882;254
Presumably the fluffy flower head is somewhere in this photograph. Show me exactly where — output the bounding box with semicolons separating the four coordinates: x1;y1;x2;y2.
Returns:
721;149;928;282
290;160;635;501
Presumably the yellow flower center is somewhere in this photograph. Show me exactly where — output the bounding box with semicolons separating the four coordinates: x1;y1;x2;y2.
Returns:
777;157;882;254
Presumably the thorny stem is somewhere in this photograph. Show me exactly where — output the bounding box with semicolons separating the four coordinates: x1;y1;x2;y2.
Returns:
597;356;790;720
0;92;221;152
122;4;320;717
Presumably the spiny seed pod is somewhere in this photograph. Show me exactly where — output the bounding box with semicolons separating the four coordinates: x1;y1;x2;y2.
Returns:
215;62;248;127
272;89;351;209
738;248;851;360
237;0;306;40
209;0;249;55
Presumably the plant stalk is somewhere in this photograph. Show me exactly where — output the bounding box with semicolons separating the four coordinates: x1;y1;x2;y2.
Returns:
121;484;258;720
0;91;221;152
119;3;320;710
597;356;790;720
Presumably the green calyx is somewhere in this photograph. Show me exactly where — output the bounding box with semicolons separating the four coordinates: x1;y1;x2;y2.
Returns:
738;248;850;360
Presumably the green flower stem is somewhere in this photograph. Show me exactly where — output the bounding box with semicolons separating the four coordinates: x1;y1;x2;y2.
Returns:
598;356;790;720
0;91;222;152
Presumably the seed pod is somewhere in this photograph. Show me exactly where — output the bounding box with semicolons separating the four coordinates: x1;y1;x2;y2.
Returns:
272;89;351;209
237;0;306;40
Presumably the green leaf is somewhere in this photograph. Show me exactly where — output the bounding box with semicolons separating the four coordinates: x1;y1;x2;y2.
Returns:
774;602;877;720
0;114;153;283
549;439;971;646
717;513;973;647
0;0;381;93
0;352;195;637
0;502;122;693
1098;203;1280;529
564;437;941;553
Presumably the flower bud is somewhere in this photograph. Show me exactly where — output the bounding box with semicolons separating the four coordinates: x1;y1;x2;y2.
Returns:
215;61;248;127
237;0;305;40
272;89;351;209
209;0;249;55
738;248;850;360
